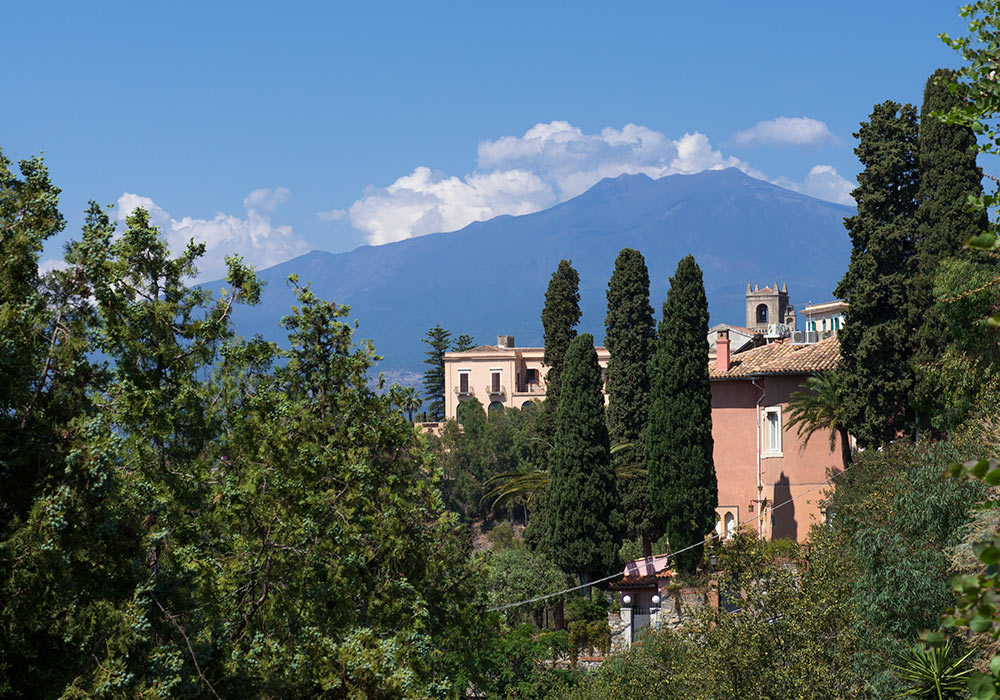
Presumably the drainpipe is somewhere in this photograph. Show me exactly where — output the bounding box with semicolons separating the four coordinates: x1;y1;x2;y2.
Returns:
751;376;765;538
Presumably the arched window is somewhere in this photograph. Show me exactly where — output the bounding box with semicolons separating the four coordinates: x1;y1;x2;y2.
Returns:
488;401;505;414
756;304;768;324
724;512;735;539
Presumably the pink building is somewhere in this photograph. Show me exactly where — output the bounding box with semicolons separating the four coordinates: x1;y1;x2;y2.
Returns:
711;332;843;542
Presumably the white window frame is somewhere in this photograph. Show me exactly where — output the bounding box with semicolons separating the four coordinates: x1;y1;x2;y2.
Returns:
489;368;502;393
763;405;783;457
458;369;471;394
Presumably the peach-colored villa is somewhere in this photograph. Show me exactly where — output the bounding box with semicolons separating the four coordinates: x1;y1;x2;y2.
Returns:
443;335;609;418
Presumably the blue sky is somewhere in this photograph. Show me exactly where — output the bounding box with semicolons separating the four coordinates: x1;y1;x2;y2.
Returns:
3;1;969;280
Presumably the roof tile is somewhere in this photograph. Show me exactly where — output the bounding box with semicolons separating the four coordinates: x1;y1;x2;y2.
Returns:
710;335;839;378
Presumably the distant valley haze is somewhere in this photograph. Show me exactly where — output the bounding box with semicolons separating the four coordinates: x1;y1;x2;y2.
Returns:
210;168;854;382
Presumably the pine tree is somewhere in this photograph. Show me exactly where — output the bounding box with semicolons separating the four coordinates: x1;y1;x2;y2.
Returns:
452;334;476;352
912;69;988;428
645;255;717;575
541;260;581;405
545;333;622;586
422;324;451;420
604;248;659;556
835;101;920;448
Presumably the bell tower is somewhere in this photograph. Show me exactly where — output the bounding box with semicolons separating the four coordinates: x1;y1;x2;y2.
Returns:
745;282;796;332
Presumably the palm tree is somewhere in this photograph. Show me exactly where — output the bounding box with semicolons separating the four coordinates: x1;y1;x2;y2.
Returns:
400;386;423;423
785;371;852;470
388;384;423;423
482;442;643;511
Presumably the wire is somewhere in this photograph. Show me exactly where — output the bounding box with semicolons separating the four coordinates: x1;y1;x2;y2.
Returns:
485;459;857;613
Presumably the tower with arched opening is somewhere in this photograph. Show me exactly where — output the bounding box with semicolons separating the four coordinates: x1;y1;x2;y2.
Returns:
744;282;796;332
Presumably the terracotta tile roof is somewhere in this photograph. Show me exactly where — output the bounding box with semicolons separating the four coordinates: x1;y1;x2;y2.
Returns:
609;575;659;589
710;335;839;379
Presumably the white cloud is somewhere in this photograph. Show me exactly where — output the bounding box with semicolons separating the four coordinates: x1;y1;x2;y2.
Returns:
350;121;764;245
117;187;308;281
317;208;346;222
732;117;834;147
349;166;556;246
38;258;69;276
773;165;855;205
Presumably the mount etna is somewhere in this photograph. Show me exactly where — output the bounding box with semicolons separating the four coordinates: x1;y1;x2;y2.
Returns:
211;168;854;382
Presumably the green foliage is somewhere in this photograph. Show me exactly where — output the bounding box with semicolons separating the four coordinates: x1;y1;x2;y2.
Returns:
892;641;975;700
645;255;717;574
0;188;496;697
913;68;990;430
545;334;622;582
432;399;535;521
453;333;476;352
485;546;572;629
422;324;451;420
541;260;581;404
557;530;858;700
476;624;579;700
604;248;659;554
835;100;921;448
785;371;853;470
823;436;985;696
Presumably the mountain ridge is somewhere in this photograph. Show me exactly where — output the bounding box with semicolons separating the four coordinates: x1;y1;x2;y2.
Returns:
212;168;854;379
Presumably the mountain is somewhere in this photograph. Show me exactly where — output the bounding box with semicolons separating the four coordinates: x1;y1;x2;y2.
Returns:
213;168;854;381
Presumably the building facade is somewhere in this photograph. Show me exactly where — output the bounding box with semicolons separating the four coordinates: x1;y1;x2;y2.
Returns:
443;335;609;419
802;300;848;335
711;332;843;542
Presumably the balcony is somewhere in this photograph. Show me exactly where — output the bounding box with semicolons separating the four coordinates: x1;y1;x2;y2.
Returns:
514;382;545;395
485;384;506;396
454;385;474;396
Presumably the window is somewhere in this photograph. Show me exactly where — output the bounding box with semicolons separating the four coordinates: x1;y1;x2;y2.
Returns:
724;512;735;539
490;369;502;393
525;368;537;384
833;317;841;331
488;400;504;413
821;318;827;331
763;406;782;457
458;370;470;394
807;320;816;332
600;366;607;389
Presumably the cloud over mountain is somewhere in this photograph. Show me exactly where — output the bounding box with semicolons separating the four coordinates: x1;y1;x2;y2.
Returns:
347;121;765;246
116;188;308;281
773;165;855;205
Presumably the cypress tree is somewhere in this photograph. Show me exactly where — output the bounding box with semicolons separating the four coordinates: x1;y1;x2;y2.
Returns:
421;324;451;420
912;69;988;427
604;248;659;556
545;333;622;586
835;101;920;448
541;260;581;405
645;255;717;575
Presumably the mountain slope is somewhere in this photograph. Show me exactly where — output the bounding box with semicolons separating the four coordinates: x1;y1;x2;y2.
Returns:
215;168;854;378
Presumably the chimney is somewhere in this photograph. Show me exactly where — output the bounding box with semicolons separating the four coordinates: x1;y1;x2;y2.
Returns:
497;335;514;349
716;330;731;372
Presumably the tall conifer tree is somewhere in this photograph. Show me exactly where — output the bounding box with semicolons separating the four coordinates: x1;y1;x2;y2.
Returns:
835;101;920;447
645;256;717;575
545;333;622;586
912;69;988;426
421;324;451;420
605;248;659;556
541;260;581;405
